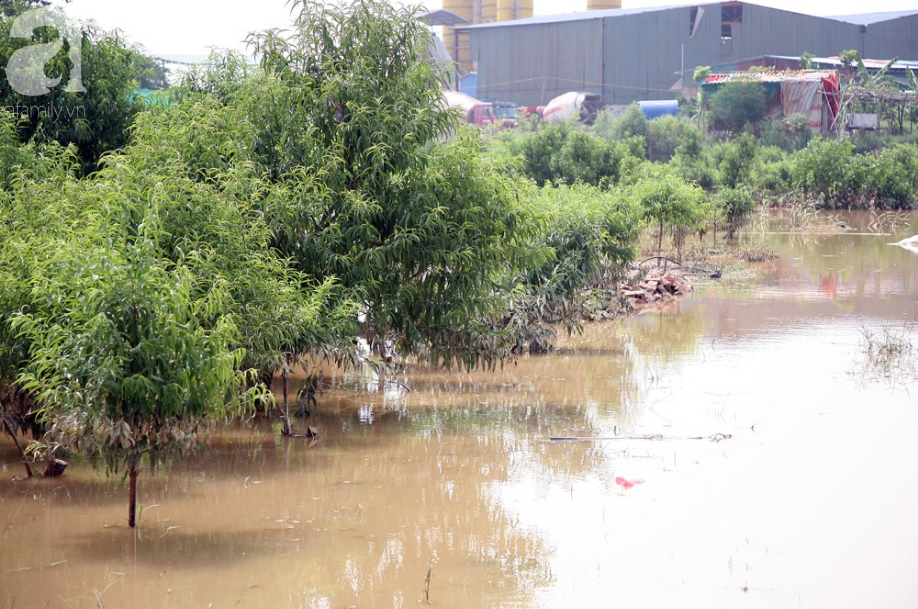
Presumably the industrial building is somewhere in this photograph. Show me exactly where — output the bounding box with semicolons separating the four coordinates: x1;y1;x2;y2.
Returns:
454;2;918;106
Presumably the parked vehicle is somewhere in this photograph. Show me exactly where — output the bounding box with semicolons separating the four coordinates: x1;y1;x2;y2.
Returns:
541;92;603;125
442;90;496;127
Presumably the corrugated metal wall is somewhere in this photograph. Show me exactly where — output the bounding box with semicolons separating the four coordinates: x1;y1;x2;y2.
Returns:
726;5;861;62
864;15;918;59
472;19;604;105
471;4;917;106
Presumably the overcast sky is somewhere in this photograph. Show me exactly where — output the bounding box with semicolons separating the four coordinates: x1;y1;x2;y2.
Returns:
59;0;918;57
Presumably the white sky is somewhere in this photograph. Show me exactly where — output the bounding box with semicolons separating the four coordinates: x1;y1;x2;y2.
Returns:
59;0;918;57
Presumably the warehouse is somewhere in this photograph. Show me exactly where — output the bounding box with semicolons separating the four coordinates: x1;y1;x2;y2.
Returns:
459;2;918;106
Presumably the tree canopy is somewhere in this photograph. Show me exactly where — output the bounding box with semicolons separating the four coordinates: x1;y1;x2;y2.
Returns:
709;81;767;132
0;9;145;173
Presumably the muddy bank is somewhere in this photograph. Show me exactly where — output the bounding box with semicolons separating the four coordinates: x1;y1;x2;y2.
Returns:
619;267;694;309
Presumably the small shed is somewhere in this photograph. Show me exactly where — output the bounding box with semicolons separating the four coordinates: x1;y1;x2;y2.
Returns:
702;70;840;133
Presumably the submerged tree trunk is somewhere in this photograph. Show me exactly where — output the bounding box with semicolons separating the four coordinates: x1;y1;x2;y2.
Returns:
281;369;291;437
2;416;33;478
128;465;138;528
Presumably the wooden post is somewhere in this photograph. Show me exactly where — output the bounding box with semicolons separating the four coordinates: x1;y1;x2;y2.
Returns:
281;368;291;437
128;466;138;528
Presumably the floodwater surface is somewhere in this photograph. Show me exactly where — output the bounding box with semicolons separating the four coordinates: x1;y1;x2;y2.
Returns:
2;212;917;608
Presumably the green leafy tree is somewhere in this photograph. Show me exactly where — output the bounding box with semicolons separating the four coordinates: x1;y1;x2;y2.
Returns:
646;115;693;162
692;66;711;84
790;136;856;203
507;122;635;186
709;81;767;132
839;49;861;68
716;187;756;238
671;127;717;189
0;110;80;476
1;94;343;511
507;183;641;349
0;12;143;173
133;54;170;90
1;0;68;18
15;234;256;528
612;102;648;141
718;133;758;188
175;50;255;104
240;0;542;368
630;166;707;255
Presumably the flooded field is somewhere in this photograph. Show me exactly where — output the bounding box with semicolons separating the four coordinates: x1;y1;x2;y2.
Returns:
2;212;917;608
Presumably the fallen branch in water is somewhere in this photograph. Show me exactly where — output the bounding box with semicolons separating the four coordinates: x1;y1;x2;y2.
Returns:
549;433;732;443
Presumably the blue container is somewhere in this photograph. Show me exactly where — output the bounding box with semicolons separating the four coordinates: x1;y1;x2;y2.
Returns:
638;100;679;120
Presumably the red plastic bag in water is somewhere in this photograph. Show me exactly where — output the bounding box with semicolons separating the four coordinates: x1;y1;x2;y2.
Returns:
615;477;645;490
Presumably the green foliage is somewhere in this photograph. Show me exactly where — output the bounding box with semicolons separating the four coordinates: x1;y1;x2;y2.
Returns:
629;166;708;251
179;0;542;369
1;86;341;511
670;128;717;189
506;183;641;349
506;122;635;186
647;115;695;162
0;14;145;173
0;0;66;18
716;187;756;238
790;136;856;202
133;54;170;90
789;137;918;208
611;103;648;141
175;50;255;104
716;133;758;188
709;82;767;132
692;66;711;84
524;183;640;292
839;49;861;68
14;235;252;472
758;117;811;152
857;145;918;208
747;144;793;193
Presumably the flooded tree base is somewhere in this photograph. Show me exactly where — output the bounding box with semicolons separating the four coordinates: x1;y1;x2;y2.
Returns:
2;210;918;607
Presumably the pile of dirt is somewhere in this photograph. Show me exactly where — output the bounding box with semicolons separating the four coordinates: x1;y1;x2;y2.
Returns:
619;270;692;307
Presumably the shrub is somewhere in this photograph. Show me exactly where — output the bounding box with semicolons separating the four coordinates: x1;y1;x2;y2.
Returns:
507;183;642;348
718;134;758;188
611;103;648;141
790;136;857;204
709;82;767;132
647;115;694;162
716;187;756;238
759;117;811;152
858;145;918;208
507;122;639;187
748;145;793;193
629;166;708;253
671;128;718;189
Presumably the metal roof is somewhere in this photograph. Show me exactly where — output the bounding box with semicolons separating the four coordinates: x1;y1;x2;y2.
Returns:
814;56;918;70
460;2;918;30
419;9;471;27
827;9;918;25
704;70;837;84
737;54;918;71
459;3;719;30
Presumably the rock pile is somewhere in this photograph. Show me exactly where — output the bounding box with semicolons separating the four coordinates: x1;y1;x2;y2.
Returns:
619;271;692;307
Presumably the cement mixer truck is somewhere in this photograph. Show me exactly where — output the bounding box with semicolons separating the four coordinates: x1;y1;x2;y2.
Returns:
442;90;496;127
541;92;603;125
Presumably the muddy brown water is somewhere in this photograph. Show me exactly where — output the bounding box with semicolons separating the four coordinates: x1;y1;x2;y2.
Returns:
2;212;917;608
